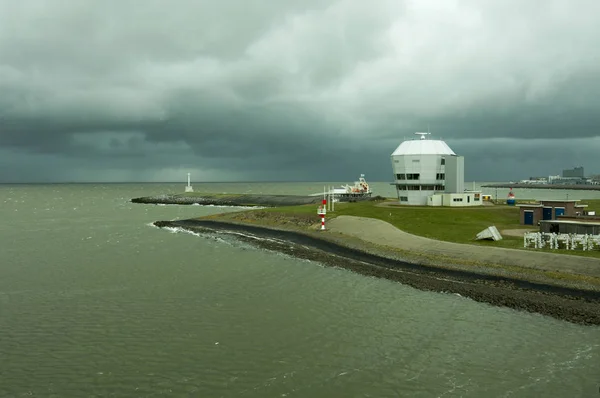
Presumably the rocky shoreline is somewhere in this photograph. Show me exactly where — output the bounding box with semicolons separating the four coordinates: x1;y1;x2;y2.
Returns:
154;218;600;326
132;193;379;206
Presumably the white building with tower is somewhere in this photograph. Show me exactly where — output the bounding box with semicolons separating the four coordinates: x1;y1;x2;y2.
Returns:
390;132;481;207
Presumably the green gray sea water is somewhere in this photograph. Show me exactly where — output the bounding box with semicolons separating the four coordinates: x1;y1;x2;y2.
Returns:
1;182;599;397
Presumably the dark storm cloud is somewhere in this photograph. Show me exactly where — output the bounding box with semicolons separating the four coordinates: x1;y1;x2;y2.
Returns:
1;0;600;182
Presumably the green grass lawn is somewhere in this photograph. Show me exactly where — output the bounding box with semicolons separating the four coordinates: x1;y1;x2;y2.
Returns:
260;198;600;257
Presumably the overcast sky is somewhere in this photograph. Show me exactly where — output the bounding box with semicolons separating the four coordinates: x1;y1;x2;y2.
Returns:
1;0;599;183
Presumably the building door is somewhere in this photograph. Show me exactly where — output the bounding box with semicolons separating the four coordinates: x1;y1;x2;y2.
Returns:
524;211;534;225
543;207;553;220
555;207;565;218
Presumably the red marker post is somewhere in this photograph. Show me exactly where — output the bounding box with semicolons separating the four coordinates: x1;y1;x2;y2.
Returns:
318;196;327;230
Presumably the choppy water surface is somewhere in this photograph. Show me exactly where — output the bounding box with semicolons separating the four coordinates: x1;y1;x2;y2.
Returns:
1;183;599;397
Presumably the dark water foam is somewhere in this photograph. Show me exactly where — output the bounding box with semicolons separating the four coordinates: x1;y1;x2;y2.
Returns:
1;183;599;397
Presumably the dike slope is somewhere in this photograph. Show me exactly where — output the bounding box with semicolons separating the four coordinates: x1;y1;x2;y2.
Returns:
153;218;600;326
326;216;600;280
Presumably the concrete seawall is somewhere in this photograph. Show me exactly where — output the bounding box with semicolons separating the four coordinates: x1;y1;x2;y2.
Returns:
153;218;600;325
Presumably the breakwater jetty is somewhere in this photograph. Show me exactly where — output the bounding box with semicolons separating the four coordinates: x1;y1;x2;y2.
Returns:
131;193;322;207
132;193;381;207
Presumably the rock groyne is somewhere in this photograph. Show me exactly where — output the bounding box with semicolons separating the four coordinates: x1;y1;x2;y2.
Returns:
132;193;321;207
132;193;382;207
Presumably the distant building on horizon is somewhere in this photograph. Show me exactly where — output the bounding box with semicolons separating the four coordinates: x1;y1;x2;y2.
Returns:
390;132;481;207
562;166;584;178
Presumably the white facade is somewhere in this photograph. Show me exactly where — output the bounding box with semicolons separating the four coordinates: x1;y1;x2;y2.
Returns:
428;194;443;206
427;192;482;207
390;133;481;207
444;155;464;194
390;134;455;205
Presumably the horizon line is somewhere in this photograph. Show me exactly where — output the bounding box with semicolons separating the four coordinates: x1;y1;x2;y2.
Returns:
0;180;510;185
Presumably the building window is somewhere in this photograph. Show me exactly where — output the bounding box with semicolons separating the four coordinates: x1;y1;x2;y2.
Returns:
421;185;435;190
406;173;420;180
394;160;399;163
400;196;408;202
406;185;420;191
397;182;424;190
396;173;406;180
435;185;445;190
412;159;420;163
441;158;445;165
436;173;445;180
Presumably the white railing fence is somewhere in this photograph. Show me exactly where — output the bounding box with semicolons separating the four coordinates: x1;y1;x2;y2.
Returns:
524;232;600;251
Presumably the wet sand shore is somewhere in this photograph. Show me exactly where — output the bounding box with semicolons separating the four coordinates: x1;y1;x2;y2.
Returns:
154;218;600;326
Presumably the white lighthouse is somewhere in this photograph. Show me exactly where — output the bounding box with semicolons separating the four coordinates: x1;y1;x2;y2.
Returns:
185;172;194;192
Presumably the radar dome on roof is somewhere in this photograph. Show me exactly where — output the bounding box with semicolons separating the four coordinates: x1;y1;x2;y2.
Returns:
391;137;456;156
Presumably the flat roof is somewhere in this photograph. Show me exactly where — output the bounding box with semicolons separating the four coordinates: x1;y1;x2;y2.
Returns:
517;202;588;208
540;200;582;203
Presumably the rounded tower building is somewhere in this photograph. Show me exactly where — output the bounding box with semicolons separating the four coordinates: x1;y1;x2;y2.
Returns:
390;132;459;205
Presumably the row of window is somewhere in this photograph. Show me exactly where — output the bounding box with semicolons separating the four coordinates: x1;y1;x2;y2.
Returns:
400;195;480;203
396;185;445;191
396;173;420;180
393;158;446;165
396;173;445;180
453;197;480;202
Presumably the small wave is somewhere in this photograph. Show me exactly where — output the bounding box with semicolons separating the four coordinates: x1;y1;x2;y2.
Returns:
150;202;264;209
201;204;266;209
160;226;250;248
163;226;203;237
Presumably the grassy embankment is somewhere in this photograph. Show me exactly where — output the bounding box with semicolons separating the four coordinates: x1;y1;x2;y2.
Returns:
206;198;600;259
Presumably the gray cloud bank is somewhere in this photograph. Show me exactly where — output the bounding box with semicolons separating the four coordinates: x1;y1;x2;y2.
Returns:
1;0;599;183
